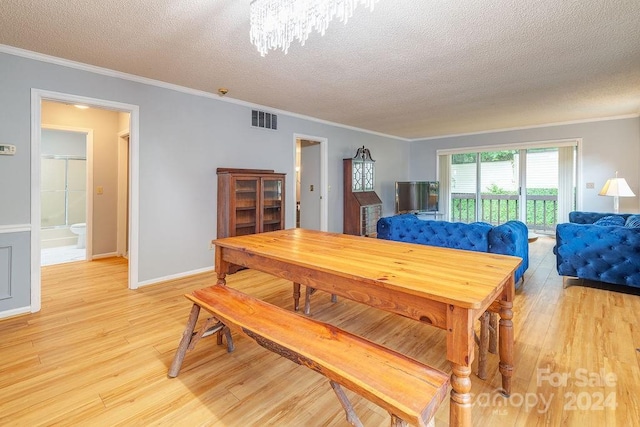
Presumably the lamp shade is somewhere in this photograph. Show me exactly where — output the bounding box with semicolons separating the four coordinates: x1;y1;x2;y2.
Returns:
598;177;635;197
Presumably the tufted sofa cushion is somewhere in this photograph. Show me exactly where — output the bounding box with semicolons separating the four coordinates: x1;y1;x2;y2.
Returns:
376;214;492;251
593;215;626;226
555;221;640;288
625;215;640;228
377;214;528;283
569;211;632;225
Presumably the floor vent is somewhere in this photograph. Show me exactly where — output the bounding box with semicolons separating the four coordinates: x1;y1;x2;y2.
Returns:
251;110;277;130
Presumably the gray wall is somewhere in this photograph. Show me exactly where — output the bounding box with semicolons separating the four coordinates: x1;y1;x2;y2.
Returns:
0;50;409;313
409;117;640;213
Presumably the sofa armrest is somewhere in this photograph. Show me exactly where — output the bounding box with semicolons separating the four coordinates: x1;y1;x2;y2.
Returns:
489;220;529;283
377;213;420;240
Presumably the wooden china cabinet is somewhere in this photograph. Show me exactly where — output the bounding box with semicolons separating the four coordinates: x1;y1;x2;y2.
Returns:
217;168;286;238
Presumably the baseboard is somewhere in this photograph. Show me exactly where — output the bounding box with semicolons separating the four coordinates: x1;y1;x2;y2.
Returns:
92;252;118;260
137;266;215;288
0;306;31;320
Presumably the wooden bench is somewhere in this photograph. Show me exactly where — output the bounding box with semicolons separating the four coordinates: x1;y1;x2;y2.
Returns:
169;284;450;427
293;282;498;381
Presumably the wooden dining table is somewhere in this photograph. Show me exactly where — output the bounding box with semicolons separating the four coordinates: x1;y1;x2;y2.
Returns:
212;228;522;427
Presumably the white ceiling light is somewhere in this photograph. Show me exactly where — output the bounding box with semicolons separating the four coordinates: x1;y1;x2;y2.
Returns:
250;0;380;56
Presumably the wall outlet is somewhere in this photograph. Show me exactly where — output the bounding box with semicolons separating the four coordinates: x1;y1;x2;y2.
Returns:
586;182;595;189
208;241;215;250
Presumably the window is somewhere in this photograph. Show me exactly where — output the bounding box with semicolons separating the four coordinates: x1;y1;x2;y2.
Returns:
439;141;578;233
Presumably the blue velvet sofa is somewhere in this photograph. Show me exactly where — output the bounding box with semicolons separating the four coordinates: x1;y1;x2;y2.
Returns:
555;211;640;288
376;214;529;284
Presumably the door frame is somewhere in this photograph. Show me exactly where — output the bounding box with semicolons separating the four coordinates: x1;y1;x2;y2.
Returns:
40;124;94;262
31;89;141;312
293;133;328;231
117;130;129;258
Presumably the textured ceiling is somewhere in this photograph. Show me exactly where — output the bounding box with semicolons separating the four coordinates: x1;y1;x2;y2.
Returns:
1;0;639;139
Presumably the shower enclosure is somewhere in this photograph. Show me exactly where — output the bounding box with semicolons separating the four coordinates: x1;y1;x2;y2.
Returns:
41;155;87;264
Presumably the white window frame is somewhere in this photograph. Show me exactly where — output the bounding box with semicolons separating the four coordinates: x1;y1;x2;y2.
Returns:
437;138;582;224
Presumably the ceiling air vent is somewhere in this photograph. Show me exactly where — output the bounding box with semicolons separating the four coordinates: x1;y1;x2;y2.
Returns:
251;110;277;130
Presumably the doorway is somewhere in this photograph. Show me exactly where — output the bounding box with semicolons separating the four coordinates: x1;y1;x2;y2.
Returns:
30;89;140;313
40;127;91;266
294;135;328;231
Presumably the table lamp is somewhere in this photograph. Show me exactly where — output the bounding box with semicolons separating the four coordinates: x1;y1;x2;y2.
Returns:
598;171;635;213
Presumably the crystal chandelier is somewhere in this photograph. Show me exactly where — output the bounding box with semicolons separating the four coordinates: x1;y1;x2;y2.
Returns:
250;0;380;56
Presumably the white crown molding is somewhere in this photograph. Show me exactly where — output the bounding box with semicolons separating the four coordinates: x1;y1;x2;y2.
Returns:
0;44;408;142
413;114;640;142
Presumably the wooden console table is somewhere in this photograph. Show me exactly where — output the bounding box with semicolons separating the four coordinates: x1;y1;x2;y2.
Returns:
213;228;521;427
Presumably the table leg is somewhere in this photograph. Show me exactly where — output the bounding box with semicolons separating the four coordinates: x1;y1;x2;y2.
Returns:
498;298;514;396
449;364;472;427
217;272;226;286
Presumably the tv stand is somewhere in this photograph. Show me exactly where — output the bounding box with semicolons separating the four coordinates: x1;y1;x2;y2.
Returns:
416;212;444;220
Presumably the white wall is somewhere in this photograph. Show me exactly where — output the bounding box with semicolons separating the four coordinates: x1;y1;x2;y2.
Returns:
0;49;409;312
409;117;640;213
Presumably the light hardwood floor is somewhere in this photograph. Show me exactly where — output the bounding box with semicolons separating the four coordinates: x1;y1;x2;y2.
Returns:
1;236;639;426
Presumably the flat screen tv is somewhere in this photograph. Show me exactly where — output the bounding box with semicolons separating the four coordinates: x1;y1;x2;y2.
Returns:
395;181;439;213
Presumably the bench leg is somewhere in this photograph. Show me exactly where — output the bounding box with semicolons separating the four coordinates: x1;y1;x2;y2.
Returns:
169;304;236;378
304;287;337;315
217;325;235;353
477;311;489;380
188;317;223;351
168;304;201;378
304;286;317;315
489;312;498;354
329;381;364;427
293;282;301;311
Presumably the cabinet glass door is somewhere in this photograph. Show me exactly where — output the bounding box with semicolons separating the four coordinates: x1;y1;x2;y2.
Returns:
262;178;284;232
234;178;259;236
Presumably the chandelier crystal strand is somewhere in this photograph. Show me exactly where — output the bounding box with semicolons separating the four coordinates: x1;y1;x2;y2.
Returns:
250;0;380;56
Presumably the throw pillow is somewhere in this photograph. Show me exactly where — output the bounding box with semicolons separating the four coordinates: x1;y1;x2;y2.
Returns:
625;214;640;228
593;215;626;227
